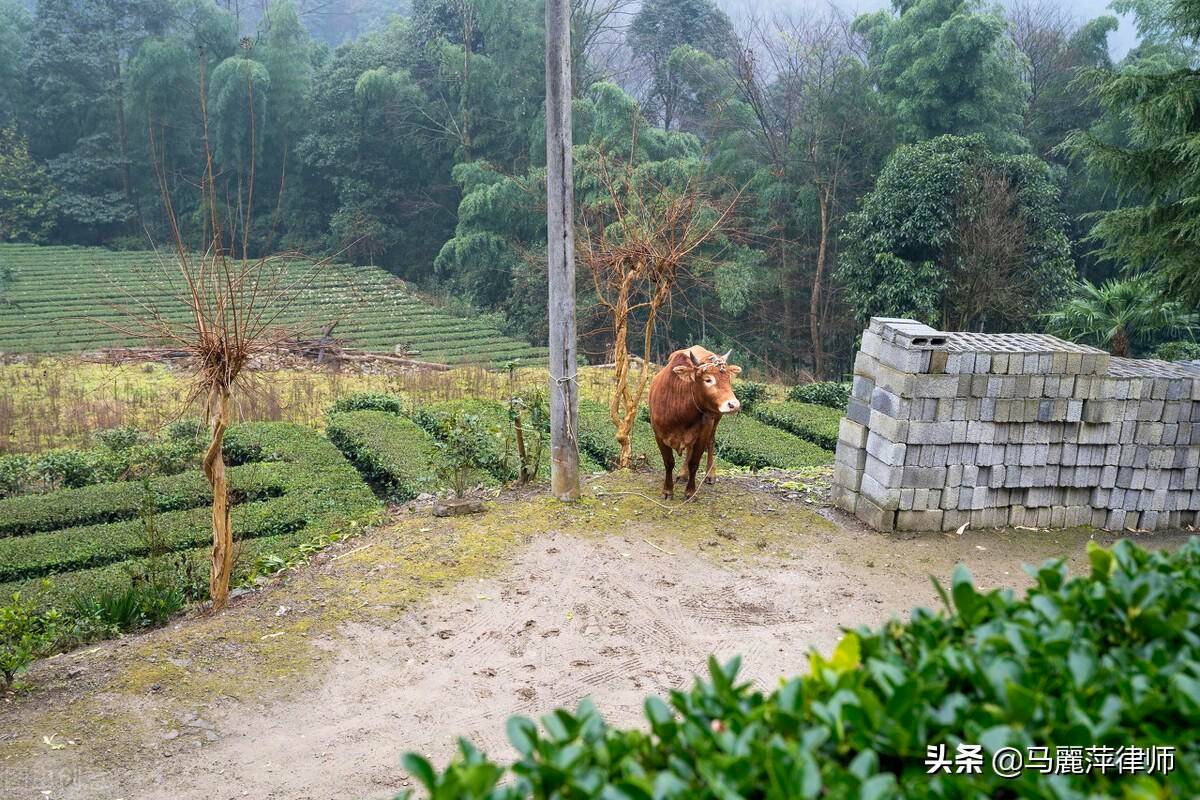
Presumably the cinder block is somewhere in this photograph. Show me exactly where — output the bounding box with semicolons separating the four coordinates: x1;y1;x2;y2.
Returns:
851;375;875;402
870;386;910;420
835;438;866;469
831;483;857;514
908;421;953;445
866;431;907;467
860;470;901;511
911;375;959;399
855;493;895;531
846;398;870;426
838;417;868;449
896;509;944;531
832;461;860;494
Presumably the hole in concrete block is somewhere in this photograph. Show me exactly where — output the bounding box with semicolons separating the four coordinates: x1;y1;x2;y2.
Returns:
912;337;928;345
930;337;947;345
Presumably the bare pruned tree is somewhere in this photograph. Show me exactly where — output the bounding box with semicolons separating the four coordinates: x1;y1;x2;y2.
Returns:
578;143;739;468
105;52;322;611
942;169;1033;332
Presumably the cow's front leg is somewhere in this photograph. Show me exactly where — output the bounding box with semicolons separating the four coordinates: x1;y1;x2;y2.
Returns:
677;445;690;483
704;439;716;485
684;443;704;498
657;440;675;499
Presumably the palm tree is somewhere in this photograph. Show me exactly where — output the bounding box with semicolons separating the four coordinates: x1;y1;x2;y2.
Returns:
1044;276;1199;358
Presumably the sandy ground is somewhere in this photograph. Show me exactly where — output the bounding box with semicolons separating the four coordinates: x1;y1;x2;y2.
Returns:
1;472;1192;800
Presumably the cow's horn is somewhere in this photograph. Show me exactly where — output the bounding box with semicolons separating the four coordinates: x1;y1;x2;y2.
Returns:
721;349;732;362
688;350;701;366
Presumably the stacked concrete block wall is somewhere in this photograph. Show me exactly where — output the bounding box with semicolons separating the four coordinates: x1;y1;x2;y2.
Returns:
831;317;1200;532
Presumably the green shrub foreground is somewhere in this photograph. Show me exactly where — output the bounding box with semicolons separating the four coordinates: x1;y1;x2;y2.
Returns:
399;538;1200;798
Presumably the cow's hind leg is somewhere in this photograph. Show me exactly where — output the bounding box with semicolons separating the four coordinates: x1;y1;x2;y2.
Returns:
684;442;704;499
657;439;675;499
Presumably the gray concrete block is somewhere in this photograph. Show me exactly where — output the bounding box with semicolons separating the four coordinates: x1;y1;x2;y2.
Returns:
866;431;907;467
860;469;901;510
831;483;858;514
896;509;944;531
838;417;868;449
855;493;895;531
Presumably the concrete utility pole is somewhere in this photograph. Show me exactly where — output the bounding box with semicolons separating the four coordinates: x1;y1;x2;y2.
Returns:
545;0;580;500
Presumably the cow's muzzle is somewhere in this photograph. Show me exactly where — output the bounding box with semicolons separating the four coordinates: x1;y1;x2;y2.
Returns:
720;399;741;413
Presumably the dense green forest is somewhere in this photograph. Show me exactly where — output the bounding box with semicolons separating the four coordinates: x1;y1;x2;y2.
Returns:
0;0;1198;375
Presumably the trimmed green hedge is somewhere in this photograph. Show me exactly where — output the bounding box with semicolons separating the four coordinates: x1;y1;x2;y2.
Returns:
329;391;407;416
327;410;445;501
328;394;604;484
0;431;204;498
399;538;1200;798
0;423;380;612
0;530;318;613
751;401;842;451
0;465;284;538
0;498;308;583
714;414;833;470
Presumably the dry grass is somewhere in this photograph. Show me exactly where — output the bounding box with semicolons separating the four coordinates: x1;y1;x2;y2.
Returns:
0;358;633;454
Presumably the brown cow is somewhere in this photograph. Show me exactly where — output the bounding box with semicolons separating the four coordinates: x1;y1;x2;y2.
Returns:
648;345;742;499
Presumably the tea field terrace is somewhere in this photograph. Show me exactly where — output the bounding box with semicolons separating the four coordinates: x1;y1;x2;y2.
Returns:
0;244;546;366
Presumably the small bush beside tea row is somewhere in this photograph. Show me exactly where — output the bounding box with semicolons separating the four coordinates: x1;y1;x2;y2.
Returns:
788;381;852;410
398;538;1200;798
412;399;520;483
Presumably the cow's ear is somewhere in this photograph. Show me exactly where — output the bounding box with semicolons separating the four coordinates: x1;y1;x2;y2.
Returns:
672;365;696;381
727;365;742;375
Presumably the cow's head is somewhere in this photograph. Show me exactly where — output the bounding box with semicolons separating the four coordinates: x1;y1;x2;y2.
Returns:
673;349;742;414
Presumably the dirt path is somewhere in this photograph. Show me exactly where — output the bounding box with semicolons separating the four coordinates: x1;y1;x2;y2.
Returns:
2;472;1191;800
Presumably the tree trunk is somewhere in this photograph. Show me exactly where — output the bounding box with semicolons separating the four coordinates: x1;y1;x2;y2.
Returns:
810;185;831;380
113;60;142;229
1110;328;1130;358
204;388;234;610
610;279;635;469
513;406;529;484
